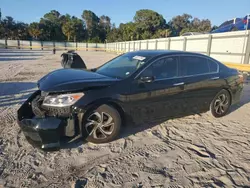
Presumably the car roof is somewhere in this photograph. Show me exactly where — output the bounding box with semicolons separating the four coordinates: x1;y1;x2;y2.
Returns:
125;50;207;58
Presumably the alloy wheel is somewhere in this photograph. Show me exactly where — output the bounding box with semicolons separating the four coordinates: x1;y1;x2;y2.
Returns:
213;94;230;115
85;112;115;139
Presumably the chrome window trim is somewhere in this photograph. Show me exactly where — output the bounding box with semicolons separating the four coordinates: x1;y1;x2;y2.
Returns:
135;54;219;81
179;54;219;75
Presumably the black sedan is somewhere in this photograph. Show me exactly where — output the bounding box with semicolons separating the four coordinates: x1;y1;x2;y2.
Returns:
17;50;244;149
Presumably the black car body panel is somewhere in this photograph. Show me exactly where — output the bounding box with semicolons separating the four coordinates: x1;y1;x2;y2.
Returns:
38;69;119;92
17;50;244;149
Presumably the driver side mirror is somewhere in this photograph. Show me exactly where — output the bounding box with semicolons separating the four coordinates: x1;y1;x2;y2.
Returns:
139;76;155;83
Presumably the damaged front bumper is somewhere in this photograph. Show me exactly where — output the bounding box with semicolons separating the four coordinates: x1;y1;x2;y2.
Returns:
18;117;65;149
17;90;81;149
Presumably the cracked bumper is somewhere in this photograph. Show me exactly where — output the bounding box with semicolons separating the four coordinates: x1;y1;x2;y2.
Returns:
17;91;67;149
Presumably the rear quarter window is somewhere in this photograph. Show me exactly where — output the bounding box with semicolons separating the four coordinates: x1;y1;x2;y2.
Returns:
207;59;219;73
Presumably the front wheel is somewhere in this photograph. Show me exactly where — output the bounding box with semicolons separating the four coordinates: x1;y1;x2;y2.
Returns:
210;89;231;118
83;105;121;144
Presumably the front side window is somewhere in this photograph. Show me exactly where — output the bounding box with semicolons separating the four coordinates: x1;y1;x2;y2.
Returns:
141;56;178;79
179;56;209;76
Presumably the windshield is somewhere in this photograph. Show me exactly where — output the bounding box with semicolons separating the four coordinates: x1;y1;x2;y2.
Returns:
96;53;150;79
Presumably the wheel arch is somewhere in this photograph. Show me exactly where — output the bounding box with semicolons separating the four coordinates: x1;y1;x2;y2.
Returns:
83;98;126;126
222;87;233;105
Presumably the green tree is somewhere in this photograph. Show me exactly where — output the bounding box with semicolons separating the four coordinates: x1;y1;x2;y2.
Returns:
62;14;73;41
0;24;4;38
82;10;100;40
107;27;122;42
13;22;29;39
198;19;211;32
0;16;29;39
62;15;85;41
71;16;86;42
134;9;167;39
119;22;138;41
153;28;172;38
179;17;212;35
169;13;192;36
28;22;41;39
211;25;218;32
2;16;15;39
98;15;111;42
99;15;111;32
40;10;65;41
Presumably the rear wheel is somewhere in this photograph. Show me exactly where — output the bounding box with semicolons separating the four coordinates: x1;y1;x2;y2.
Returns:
83;105;121;143
210;89;231;118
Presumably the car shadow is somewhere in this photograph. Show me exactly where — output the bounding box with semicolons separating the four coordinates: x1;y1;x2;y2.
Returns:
0;82;37;107
59;109;205;151
229;83;250;113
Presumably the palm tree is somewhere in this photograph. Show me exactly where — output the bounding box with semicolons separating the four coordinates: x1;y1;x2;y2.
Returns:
28;22;41;39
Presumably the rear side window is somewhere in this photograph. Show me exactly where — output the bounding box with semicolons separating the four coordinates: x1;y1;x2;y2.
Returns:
179;56;209;76
228;19;234;24
207;59;218;73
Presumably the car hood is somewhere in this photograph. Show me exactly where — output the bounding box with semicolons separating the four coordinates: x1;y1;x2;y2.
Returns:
38;69;119;92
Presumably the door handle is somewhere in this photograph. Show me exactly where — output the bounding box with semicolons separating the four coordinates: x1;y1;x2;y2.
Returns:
173;82;184;86
210;77;220;80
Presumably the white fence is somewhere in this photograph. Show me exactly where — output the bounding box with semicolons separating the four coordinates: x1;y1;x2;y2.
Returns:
0;30;250;65
106;30;250;65
0;40;106;51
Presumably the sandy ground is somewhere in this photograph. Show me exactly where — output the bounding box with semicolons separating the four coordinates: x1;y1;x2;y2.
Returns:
0;49;250;188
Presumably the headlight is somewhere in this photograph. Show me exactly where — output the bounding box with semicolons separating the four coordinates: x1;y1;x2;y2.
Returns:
42;93;84;107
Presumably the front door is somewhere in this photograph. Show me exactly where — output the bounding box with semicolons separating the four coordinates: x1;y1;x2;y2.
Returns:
126;56;185;123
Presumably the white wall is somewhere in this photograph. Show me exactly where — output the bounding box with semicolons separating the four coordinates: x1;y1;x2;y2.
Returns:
106;30;250;64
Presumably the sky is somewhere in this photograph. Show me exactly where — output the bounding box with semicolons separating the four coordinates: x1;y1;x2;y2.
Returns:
1;0;249;26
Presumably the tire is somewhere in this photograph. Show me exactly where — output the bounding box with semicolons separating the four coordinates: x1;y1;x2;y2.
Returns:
210;89;231;118
83;105;121;144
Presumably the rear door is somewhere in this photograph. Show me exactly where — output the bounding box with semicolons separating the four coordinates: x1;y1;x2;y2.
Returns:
178;55;220;113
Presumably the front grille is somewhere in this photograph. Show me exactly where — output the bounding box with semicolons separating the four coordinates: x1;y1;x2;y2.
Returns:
41;106;71;117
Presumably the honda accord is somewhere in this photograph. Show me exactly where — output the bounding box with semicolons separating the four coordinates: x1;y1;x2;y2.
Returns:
17;50;244;149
